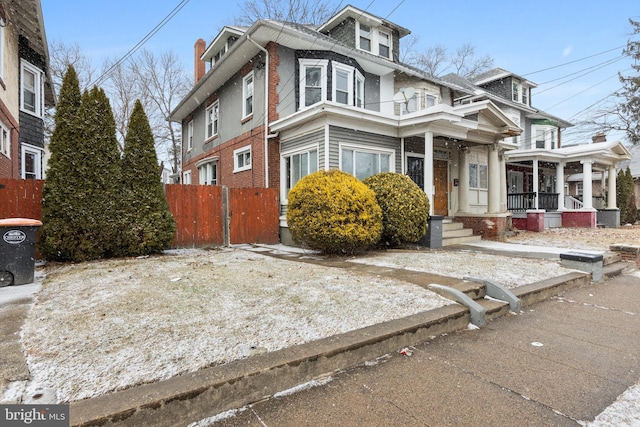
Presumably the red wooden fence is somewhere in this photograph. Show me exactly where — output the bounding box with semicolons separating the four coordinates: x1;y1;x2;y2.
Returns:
0;179;280;248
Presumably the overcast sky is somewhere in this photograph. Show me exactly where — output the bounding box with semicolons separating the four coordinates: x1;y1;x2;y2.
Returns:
42;0;639;145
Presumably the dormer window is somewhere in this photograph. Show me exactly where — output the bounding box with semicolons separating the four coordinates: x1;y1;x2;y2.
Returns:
512;81;529;105
359;24;372;52
356;22;393;60
512;82;519;102
378;31;390;58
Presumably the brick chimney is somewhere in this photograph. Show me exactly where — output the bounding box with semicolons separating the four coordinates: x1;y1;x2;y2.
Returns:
194;38;206;84
592;132;607;143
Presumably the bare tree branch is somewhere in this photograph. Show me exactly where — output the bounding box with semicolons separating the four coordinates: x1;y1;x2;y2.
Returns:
234;0;339;26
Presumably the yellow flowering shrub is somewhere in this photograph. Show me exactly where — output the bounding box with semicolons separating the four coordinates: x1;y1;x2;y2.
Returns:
363;172;430;247
287;169;382;254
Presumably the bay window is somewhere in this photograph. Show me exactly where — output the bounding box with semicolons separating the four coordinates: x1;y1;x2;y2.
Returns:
299;59;327;108
284;148;318;193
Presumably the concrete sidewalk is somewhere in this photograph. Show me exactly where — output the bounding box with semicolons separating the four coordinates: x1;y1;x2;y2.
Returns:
211;273;640;427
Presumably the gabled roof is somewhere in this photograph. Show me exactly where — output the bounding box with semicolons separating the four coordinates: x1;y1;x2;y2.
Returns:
317;4;411;38
171;18;456;122
5;0;55;106
616;144;640;177
471;67;537;88
201;26;247;62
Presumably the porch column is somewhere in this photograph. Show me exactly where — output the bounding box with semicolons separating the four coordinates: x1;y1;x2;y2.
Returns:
556;161;565;210
458;147;470;213
499;151;507;212
424;131;434;215
607;164;617;209
488;143;500;213
532;159;539;209
581;160;594;210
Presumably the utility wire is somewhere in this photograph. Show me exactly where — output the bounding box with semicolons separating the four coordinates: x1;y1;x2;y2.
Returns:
90;0;191;87
521;45;626;76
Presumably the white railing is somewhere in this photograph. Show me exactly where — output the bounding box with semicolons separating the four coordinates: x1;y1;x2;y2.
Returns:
565;195;584;210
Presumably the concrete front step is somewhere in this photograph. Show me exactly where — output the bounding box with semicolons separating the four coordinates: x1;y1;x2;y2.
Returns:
442;235;482;247
442;219;480;247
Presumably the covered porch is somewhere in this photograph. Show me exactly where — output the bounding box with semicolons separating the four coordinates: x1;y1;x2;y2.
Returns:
504;140;632;229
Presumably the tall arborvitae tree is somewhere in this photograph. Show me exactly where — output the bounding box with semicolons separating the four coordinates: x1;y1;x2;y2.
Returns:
617;168;630;224
624;168;638;224
39;66;84;260
618;19;640;144
120;100;176;256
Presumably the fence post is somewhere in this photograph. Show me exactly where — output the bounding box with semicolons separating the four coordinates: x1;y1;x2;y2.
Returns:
222;186;230;247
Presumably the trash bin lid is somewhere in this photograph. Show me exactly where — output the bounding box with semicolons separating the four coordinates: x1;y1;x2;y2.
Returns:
0;218;43;226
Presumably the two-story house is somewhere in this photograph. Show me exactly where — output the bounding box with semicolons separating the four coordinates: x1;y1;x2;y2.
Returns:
0;0;55;180
445;68;631;229
170;5;523;242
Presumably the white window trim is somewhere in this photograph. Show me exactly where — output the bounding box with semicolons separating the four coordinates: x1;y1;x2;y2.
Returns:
242;72;254;119
281;144;319;201
355;70;365;108
469;162;488;190
187;120;193;151
182;170;192;184
0;121;10;158
198;160;218;185
21;143;43;179
205;101;219;140
233;145;252;173
339;143;395;180
299;59;328;109
377;29;391;59
20;60;44;118
332;63;354;106
355;21;393;60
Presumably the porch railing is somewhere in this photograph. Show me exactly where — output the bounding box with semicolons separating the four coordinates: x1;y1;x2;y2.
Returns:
565;195;583;210
507;192;559;212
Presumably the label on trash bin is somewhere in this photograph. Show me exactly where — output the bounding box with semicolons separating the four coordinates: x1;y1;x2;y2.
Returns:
3;230;26;244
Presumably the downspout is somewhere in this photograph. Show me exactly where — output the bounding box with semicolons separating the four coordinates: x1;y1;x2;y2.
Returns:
247;35;270;188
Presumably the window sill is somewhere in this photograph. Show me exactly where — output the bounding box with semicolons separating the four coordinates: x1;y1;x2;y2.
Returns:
19;108;43;119
233;166;251;174
204;135;218;144
241;114;253;124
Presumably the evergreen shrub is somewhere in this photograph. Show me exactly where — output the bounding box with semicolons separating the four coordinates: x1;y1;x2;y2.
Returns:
286;170;382;254
363;173;430;247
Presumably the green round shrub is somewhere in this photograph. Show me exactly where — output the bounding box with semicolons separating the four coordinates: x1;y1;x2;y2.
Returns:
363;172;430;247
286;170;382;254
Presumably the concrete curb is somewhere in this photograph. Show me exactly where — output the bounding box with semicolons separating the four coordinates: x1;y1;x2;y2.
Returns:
69;271;592;427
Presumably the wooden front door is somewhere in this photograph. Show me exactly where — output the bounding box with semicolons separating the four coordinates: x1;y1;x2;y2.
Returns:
434;159;448;216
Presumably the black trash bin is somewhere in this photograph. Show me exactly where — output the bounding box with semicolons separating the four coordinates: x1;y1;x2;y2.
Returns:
0;218;42;286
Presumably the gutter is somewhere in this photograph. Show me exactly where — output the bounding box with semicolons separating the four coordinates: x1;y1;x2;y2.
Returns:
247;35;270;188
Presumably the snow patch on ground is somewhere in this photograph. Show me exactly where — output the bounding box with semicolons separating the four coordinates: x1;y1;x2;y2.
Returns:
349;251;576;288
19;249;452;403
579;381;640;426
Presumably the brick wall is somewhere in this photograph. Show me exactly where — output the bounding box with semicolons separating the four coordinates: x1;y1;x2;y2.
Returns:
0;97;20;178
454;214;511;240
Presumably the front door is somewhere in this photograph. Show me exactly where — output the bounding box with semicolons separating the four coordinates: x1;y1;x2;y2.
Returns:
434;159;448;216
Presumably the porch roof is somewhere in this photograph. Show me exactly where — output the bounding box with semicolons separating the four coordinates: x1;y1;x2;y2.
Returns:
504;140;632;166
270;99;520;148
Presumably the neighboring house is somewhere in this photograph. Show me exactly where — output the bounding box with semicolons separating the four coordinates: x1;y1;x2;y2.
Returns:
444;70;631;228
170;5;522;242
0;0;55;180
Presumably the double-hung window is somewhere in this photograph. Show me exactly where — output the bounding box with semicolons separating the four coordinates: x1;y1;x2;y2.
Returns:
21;144;43;180
21;61;43;117
234;145;251;172
243;72;254;118
182;170;192;184
341;145;394;180
378;30;391;58
355;71;365;108
512;82;520;102
0;122;9;158
359;24;372;52
284;148;318;194
187;120;193;150
206;101;219;139
535;129;546;149
299;59;327;108
333;64;353;105
469;163;488;189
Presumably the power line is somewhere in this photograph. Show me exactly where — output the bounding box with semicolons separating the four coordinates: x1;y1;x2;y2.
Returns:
521;45;626;76
90;0;191;87
535;55;627;96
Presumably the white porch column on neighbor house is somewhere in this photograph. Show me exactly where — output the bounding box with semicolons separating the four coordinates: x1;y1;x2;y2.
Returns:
556;162;565;210
458;147;470;213
532;159;539;209
499;151;507;212
487;143;500;213
581;160;594;210
424;131;434;215
608;164;617;209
